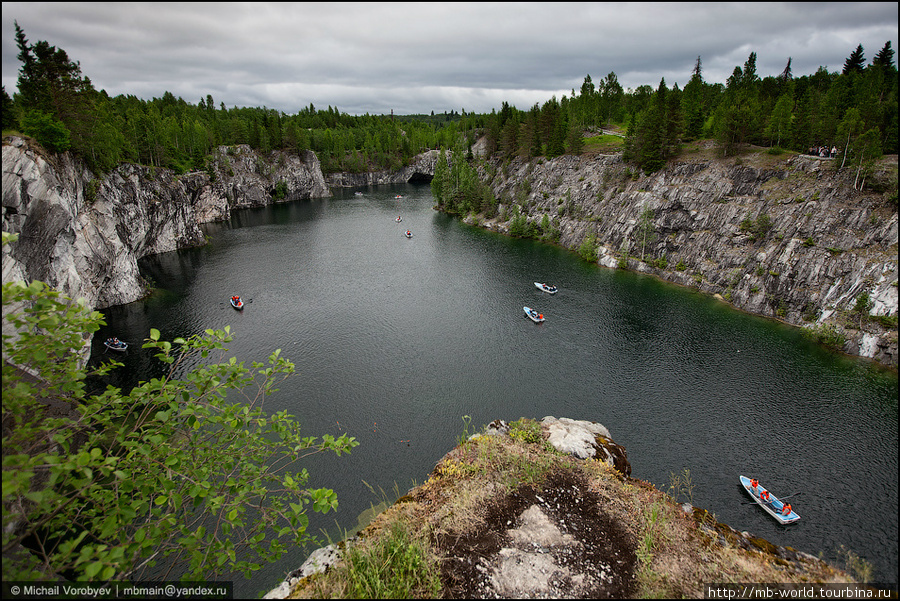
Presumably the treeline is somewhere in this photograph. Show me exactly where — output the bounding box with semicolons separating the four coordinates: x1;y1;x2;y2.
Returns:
3;22;897;185
435;42;897;179
432;43;897;233
3;23;473;174
620;45;898;175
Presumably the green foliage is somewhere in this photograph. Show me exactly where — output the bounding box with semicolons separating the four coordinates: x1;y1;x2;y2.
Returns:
340;522;442;599
634;208;657;261
508;420;544;445
456;415;474;446
507;206;529;238
802;322;847;349
681;57;707;142
651;255;669;269
21;110;71;153
1;85;16;130
1;256;358;582
764;93;794;148
838;544;874;582
578;233;599;263
667;468;695;505
431;146;492;216
843;45;867;75
739;213;773;240
9;24;898;185
623;78;683;172
272;180;288;201
853;292;874;327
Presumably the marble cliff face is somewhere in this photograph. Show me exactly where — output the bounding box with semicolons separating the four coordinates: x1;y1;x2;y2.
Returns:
2;139;329;308
474;151;897;366
2;136;896;365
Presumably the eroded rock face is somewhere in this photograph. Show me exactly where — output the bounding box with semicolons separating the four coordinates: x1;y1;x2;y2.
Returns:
2;138;333;311
3;138;157;309
477;152;898;366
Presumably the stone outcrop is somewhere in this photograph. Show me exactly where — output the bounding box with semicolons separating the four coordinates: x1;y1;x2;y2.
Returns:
267;416;855;599
541;416;631;476
474;150;898;366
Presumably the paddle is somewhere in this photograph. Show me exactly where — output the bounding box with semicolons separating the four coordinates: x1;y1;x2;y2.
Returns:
741;491;801;504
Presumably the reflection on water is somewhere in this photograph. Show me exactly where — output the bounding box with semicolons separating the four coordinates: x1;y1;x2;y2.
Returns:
90;184;898;595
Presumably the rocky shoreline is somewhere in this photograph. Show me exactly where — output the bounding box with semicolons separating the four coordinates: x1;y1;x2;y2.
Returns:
469;148;897;367
2;136;896;367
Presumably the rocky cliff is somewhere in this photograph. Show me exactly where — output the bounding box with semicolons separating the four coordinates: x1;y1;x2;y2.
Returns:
472;146;898;366
2;137;330;309
3;134;897;366
267;417;860;599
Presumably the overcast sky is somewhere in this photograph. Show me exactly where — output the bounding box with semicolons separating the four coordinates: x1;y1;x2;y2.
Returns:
2;2;897;116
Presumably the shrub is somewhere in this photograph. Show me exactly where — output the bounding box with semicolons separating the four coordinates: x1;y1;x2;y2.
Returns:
803;322;846;349
272;180;288;200
22;110;71;153
1;235;358;582
578;233;599;263
509;420;543;445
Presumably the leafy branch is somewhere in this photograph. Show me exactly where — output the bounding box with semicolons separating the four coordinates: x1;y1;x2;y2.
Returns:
2;256;358;582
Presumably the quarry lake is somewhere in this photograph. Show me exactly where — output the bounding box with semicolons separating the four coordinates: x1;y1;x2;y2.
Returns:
90;183;898;595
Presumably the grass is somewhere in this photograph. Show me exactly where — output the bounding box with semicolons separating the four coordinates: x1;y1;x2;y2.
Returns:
342;522;441;598
582;134;625;154
667;468;695;505
307;521;442;598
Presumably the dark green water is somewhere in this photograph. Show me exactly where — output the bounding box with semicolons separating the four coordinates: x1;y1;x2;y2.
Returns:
91;183;898;595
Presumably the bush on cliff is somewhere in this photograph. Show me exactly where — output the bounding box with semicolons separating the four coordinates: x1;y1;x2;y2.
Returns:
2;233;358;582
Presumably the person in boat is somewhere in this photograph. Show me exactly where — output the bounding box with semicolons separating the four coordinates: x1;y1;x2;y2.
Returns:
750;478;759;494
782;503;792;516
760;489;771;503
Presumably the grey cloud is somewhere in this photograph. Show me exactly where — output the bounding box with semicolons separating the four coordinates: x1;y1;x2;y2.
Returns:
2;2;896;115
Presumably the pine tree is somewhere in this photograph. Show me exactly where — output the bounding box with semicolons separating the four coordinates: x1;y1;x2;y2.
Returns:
779;57;793;81
601;72;624;125
843;44;866;74
431;147;449;206
579;74;596;127
634;79;667;173
565;120;584;155
682;56;705;141
872;41;895;69
1;85;16;130
13;23;99;162
765;93;793;148
715;53;762;154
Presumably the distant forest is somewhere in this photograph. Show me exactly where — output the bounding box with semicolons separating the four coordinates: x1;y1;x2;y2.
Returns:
3;22;897;182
